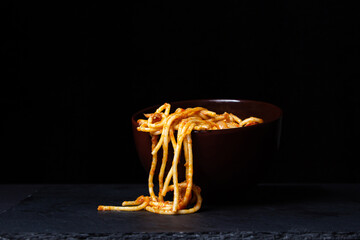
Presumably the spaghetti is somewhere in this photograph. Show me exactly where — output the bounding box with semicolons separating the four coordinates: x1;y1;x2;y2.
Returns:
98;103;263;214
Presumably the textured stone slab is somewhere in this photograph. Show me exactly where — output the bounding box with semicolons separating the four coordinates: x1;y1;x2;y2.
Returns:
1;232;360;240
0;184;360;233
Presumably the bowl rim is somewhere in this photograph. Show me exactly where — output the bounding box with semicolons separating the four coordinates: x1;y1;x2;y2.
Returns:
131;99;282;135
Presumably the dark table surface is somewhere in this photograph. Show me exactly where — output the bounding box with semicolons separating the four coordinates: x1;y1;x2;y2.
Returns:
1;184;360;238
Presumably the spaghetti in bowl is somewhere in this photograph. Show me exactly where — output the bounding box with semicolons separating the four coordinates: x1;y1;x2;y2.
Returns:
131;99;282;204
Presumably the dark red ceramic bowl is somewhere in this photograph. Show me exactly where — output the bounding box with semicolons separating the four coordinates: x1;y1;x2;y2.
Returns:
132;99;282;200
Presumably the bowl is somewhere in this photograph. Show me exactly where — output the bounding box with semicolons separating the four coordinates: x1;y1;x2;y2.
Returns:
131;99;282;200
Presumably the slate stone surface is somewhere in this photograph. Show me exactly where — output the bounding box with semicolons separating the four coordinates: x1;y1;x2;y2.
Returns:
1;232;360;240
0;185;44;213
0;184;360;234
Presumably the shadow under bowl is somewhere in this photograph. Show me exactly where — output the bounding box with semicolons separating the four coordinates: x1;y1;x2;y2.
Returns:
132;99;282;202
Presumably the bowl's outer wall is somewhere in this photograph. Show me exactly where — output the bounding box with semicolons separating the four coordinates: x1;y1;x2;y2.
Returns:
132;99;282;197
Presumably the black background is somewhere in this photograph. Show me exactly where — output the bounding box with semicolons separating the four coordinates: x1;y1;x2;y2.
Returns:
2;1;359;184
